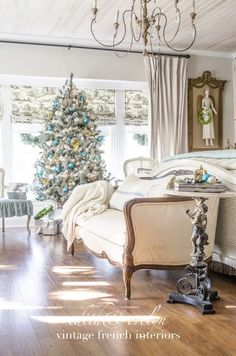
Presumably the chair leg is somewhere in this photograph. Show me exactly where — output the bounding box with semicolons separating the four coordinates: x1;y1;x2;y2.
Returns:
123;266;134;300
27;215;31;235
2;217;5;233
69;242;75;256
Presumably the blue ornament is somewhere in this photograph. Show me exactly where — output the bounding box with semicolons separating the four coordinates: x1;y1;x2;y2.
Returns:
52;100;60;110
47;124;54;132
53;138;59;146
82;116;89;125
37;169;44;177
36;193;44;201
69;107;75;113
67;138;71;144
96;136;103;142
202;173;210;182
63;186;69;193
67;162;75;170
47;150;55;159
81;151;87;158
80;95;85;102
54;165;62;174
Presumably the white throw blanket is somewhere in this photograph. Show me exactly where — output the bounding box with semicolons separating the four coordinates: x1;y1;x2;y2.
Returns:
62;180;114;251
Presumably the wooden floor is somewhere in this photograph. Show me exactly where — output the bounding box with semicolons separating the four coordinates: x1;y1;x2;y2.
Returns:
0;228;235;356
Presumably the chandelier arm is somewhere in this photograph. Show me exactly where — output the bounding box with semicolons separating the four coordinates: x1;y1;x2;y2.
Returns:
151;7;162;19
130;12;143;43
91;10;133;48
90;18;116;48
131;0;136;12
162;15;197;52
154;10;181;44
112;22;135;58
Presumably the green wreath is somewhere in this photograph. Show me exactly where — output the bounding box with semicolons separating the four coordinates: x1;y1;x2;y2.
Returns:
198;111;213;125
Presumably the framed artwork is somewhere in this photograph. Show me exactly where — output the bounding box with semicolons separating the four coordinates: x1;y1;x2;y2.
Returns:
188;71;226;151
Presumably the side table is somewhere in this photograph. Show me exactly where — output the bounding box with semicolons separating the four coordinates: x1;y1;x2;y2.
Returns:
0;198;33;233
164;189;236;314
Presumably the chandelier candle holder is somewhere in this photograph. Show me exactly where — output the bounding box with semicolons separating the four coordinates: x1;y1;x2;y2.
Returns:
91;0;197;55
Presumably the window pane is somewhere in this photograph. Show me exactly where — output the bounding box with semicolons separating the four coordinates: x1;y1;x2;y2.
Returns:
125;126;149;159
98;126;113;177
12;124;42;185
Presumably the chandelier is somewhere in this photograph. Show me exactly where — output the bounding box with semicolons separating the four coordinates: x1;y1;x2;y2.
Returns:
90;0;197;56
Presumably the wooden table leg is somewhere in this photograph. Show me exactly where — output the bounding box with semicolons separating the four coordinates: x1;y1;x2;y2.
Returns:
2;217;5;233
27;215;31;234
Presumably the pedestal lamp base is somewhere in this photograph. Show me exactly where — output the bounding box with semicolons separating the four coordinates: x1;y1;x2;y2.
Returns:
167;290;219;315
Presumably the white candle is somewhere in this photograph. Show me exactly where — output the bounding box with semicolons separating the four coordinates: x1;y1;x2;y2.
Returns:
93;0;97;8
116;10;119;23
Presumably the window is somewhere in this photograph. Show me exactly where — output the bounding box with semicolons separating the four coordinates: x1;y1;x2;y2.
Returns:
0;79;148;185
124;90;149;160
12;123;42;183
11;85;58;184
99;126;113;176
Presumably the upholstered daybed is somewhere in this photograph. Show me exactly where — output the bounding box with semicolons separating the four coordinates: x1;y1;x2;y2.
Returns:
63;174;219;298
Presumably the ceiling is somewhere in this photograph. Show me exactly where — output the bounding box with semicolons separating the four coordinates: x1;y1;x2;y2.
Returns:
0;0;236;56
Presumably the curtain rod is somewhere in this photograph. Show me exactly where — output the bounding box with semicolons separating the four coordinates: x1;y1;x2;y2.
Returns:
0;40;190;58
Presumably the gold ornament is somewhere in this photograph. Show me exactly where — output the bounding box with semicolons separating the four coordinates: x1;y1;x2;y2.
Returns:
48;112;53;120
71;139;80;151
42;178;49;185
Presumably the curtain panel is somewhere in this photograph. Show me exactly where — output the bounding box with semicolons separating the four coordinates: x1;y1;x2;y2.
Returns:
144;55;188;162
232;59;236;142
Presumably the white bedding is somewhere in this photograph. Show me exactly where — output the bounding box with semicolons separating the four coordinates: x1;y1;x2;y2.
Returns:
163;150;236;171
190;158;236;171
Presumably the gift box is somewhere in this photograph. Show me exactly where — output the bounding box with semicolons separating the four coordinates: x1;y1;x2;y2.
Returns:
7;183;28;200
35;218;63;235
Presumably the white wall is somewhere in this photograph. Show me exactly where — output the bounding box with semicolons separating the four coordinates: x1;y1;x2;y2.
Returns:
0;43;234;145
0;43;146;82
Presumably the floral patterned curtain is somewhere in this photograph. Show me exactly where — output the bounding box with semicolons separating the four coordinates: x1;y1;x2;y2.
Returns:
11;86;59;123
125;90;149;126
11;86;116;126
85;89;115;125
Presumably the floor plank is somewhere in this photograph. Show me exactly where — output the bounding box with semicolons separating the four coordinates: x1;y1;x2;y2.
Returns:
0;227;235;356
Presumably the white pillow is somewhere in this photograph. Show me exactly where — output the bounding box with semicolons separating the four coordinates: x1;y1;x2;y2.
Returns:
147;175;175;197
110;174;174;211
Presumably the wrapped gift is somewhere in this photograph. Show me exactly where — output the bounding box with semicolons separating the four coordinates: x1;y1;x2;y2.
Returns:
35;218;63;235
7;183;28;200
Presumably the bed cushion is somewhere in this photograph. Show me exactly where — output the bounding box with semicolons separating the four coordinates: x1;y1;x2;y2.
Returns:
109;174;174;211
75;208;126;247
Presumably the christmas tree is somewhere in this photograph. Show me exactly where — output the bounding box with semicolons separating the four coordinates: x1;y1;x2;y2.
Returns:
23;74;109;206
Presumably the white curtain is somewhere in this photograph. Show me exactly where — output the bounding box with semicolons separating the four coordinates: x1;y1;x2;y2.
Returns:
233;59;236;142
144;55;188;162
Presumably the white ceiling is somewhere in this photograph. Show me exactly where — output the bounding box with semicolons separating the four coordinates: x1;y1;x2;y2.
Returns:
0;0;236;55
